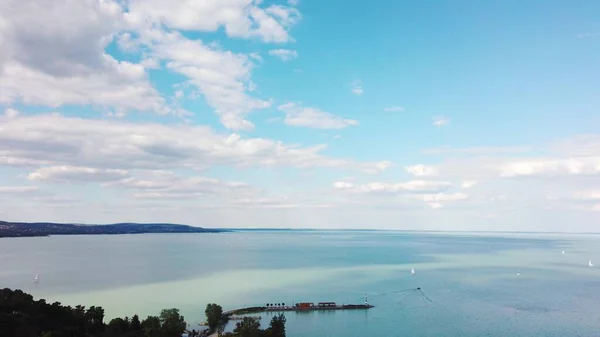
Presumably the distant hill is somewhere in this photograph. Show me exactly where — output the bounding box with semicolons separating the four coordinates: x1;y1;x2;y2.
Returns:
0;221;226;238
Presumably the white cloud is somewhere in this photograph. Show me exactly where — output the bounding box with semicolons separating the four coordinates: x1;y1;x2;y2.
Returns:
405;164;438;177
126;0;301;43
268;49;298;61
350;80;363;95
499;157;600;178
433;115;449;127
4;108;19;119
417;192;468;208
278;102;358;129
140;57;160;69
147;30;271;130
116;32;139;52
384;106;405;112
333;180;453;194
288;0;300;6
0;0;301;129
0;0;168;116
0;114;388;173
28;166;129;183
107;170;253;200
333;181;354;190
422;146;531;156
0;186;39;194
461;180;478;189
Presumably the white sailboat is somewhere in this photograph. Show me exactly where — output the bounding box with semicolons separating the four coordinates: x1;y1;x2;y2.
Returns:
589;260;594;267
34;273;39;283
562;250;565;255
410;268;415;275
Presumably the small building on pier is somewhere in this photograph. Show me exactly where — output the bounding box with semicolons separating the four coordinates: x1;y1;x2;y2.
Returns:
295;302;315;309
317;302;337;308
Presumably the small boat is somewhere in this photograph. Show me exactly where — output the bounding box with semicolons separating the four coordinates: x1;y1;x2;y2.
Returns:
34;273;39;283
562;251;565;255
410;268;415;275
589;260;594;267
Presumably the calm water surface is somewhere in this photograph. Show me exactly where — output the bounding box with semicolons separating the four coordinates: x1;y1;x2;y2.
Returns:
2;231;600;336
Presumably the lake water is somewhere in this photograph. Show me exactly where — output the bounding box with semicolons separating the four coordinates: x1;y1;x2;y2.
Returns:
2;231;600;336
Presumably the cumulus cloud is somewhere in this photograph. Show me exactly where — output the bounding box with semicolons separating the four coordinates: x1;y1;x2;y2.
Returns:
0;0;304;129
278;102;358;129
0;114;388;173
331;180;469;210
461;180;478;189
268;49;298;61
405;164;438;177
28;166;130;183
144;30;271;130
0;0;168;115
500;157;600;178
3;108;19;119
0;186;39;195
416;193;468;209
107;170;253;200
333;180;453;194
125;0;301;43
422;146;531;156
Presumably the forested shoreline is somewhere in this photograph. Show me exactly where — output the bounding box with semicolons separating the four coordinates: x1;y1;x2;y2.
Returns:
0;288;285;337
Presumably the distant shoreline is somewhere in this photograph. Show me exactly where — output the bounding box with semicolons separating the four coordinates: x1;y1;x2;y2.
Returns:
0;221;228;238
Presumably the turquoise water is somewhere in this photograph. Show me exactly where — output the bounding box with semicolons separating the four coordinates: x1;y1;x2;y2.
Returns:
1;231;600;336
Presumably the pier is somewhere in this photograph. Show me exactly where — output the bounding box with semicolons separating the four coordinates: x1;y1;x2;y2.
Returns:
225;295;373;316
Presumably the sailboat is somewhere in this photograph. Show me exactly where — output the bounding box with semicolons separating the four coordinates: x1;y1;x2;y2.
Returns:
562;251;565;255
410;268;415;275
589;260;594;267
34;273;39;283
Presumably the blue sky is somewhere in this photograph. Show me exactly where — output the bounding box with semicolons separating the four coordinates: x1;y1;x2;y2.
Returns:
1;0;600;231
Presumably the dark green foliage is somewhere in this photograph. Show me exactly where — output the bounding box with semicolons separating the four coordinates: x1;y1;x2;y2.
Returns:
130;315;141;332
141;316;161;337
106;318;129;336
204;303;223;331
233;317;261;337
1;288;286;337
0;288;187;337
159;309;186;337
269;314;286;337
0;288;105;337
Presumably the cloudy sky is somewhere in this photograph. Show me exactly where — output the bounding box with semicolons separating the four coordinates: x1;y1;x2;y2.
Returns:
1;0;600;231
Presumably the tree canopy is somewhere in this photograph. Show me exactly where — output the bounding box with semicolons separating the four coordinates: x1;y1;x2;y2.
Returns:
268;314;286;337
204;303;223;332
221;315;287;337
0;288;189;337
1;288;287;337
233;317;262;337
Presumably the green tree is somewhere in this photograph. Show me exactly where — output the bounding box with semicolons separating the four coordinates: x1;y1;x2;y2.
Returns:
85;305;105;334
159;308;186;337
141;315;161;337
106;317;130;335
269;314;286;337
130;314;142;331
233;317;261;337
205;303;223;332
